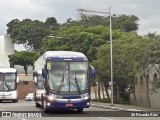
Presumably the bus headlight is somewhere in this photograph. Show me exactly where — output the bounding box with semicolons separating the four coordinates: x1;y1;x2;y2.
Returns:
87;102;90;105
84;96;89;100
80;93;89;98
55;95;63;99
11;92;17;98
48;96;54;101
48;94;63;100
47;103;51;106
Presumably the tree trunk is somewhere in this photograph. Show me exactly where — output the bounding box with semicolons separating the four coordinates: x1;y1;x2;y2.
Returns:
93;86;97;100
145;77;151;108
104;85;110;99
116;81;120;100
101;81;105;99
133;84;137;106
98;79;101;102
23;65;28;76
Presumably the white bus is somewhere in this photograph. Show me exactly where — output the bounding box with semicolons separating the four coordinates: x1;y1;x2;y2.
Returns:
0;68;19;102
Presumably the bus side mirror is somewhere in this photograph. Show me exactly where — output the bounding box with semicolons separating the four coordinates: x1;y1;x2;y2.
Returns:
34;77;37;83
89;65;96;78
17;76;19;83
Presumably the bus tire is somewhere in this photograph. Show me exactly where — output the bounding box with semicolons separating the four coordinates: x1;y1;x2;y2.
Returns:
42;98;49;113
41;95;44;108
13;99;18;103
77;108;83;113
35;102;40;107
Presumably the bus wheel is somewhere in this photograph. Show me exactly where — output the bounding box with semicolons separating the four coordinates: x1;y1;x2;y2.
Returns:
77;108;83;113
13;99;18;103
35;102;40;107
42;100;48;113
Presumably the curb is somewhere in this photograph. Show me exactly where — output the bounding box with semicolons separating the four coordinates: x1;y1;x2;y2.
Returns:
91;104;142;112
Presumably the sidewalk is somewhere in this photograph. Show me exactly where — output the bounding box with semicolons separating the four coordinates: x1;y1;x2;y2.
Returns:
90;101;160;111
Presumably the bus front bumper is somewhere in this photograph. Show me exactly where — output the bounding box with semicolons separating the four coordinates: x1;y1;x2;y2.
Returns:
45;97;90;109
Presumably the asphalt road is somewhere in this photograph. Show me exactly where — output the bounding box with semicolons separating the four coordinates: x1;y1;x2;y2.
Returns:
0;100;159;120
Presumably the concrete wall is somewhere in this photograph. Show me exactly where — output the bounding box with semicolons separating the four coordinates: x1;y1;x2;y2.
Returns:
0;35;14;67
134;74;149;107
0;36;4;61
17;74;35;99
131;64;160;108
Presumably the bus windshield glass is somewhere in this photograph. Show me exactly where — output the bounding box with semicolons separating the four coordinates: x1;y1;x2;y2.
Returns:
0;73;16;91
47;61;88;93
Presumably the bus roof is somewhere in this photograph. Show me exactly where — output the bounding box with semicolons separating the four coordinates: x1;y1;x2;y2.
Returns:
42;51;88;61
0;68;17;73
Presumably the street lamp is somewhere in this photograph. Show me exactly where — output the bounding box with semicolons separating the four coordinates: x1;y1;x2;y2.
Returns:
77;7;114;106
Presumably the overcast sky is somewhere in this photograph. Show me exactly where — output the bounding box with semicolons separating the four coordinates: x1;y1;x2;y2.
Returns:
0;0;160;36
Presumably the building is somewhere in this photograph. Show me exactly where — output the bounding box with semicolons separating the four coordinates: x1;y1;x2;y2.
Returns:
0;35;35;99
0;35;14;67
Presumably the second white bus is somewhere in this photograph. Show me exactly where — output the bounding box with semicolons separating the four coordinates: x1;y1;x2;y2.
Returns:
0;68;19;102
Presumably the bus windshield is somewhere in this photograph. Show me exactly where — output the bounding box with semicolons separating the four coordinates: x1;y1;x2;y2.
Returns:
0;73;16;91
47;61;88;93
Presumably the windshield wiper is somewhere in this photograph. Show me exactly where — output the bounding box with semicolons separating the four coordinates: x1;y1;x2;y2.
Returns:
5;82;15;91
3;82;10;90
74;73;81;94
57;73;64;94
0;82;3;91
0;82;11;91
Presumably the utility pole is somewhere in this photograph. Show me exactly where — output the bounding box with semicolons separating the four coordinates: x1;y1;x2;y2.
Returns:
77;7;114;106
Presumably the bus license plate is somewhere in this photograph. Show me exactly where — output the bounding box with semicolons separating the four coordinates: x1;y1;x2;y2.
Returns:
66;104;73;107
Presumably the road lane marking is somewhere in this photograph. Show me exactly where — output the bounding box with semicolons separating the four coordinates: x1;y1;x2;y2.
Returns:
99;117;113;120
21;118;26;120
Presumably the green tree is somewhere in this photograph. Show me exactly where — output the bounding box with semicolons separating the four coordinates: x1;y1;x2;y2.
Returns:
11;51;39;75
6;19;20;34
144;32;160;40
42;25;122;62
136;40;160;93
75;13;139;32
7;19;50;51
92;32;152;104
44;17;59;31
112;15;139;32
